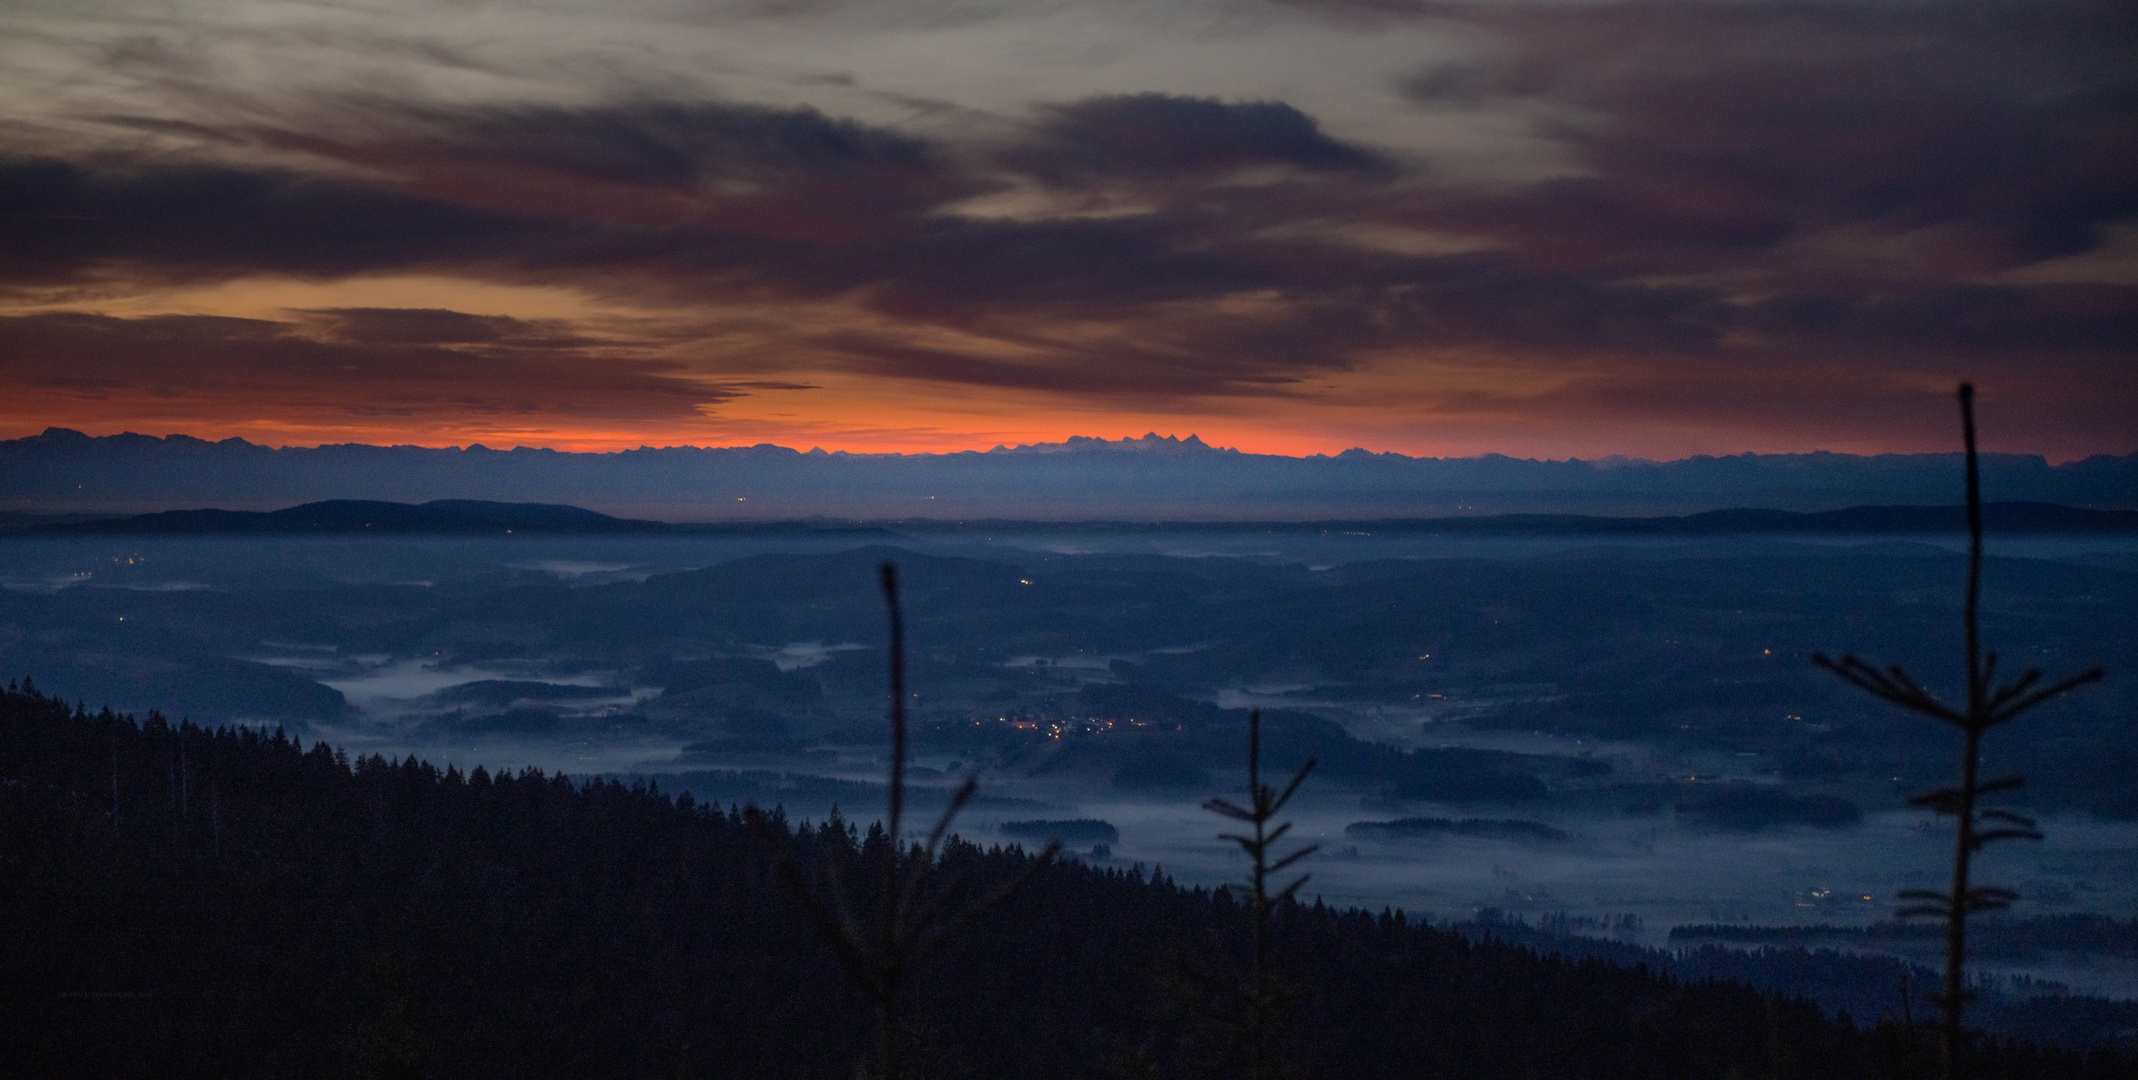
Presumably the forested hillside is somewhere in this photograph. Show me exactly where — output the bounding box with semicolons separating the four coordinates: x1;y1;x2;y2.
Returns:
1;683;2125;1079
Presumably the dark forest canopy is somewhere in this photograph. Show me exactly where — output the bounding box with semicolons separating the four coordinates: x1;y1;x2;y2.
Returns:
2;683;2128;1079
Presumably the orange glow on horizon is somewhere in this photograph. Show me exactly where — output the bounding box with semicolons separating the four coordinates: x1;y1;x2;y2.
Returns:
8;411;2100;463
0;414;1418;458
3;279;2125;464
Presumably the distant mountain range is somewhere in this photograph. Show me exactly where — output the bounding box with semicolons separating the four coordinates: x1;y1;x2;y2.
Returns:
1374;502;2138;535
16;498;2138;536
5;427;2135;520
42;499;667;536
19;499;897;537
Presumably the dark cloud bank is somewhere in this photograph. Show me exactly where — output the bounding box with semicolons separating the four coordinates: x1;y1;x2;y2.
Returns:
4;0;2132;438
0;0;2130;480
5;427;2134;520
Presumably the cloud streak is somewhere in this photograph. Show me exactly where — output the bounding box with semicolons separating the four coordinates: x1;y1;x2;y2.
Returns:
0;309;748;446
0;0;2128;457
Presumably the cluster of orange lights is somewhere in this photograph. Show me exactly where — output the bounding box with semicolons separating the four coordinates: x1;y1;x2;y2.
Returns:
970;715;1156;740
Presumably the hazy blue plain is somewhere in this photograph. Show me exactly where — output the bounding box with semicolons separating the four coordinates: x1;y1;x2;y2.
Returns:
5;523;2134;998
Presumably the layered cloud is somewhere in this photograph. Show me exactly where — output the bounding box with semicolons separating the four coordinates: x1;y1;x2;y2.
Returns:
0;0;2129;456
1020;92;1393;181
1398;0;2138;279
0;308;740;446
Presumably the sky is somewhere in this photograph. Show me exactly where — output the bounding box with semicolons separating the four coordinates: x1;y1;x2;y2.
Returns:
0;0;2132;460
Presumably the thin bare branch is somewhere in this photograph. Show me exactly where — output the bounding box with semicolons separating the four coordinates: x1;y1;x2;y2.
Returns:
920;777;979;857
913;841;1061;961
1984;668;2040;713
1273;873;1314;904
1977;809;2035;828
1814;655;1966;723
1272;758;1318;813
1987;667;2105;725
1268;846;1318;874
744;806;878;993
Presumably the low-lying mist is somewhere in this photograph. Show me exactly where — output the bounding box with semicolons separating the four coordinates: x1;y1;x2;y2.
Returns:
5;522;2133;1002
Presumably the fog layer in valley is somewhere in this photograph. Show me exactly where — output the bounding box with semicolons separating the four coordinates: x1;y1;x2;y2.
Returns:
5;522;2134;1004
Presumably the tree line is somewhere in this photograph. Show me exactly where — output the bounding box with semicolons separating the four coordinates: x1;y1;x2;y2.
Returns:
2;681;2126;1079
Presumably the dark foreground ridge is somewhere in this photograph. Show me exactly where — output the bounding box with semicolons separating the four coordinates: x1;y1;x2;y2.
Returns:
3;683;2126;1079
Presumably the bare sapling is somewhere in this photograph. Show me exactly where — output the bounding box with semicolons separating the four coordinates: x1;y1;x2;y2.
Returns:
748;562;1059;1080
1814;383;2104;1080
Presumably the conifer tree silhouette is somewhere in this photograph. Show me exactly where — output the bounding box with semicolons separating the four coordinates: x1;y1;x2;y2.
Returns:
1814;383;2103;1080
1204;708;1318;1080
746;562;1057;1080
